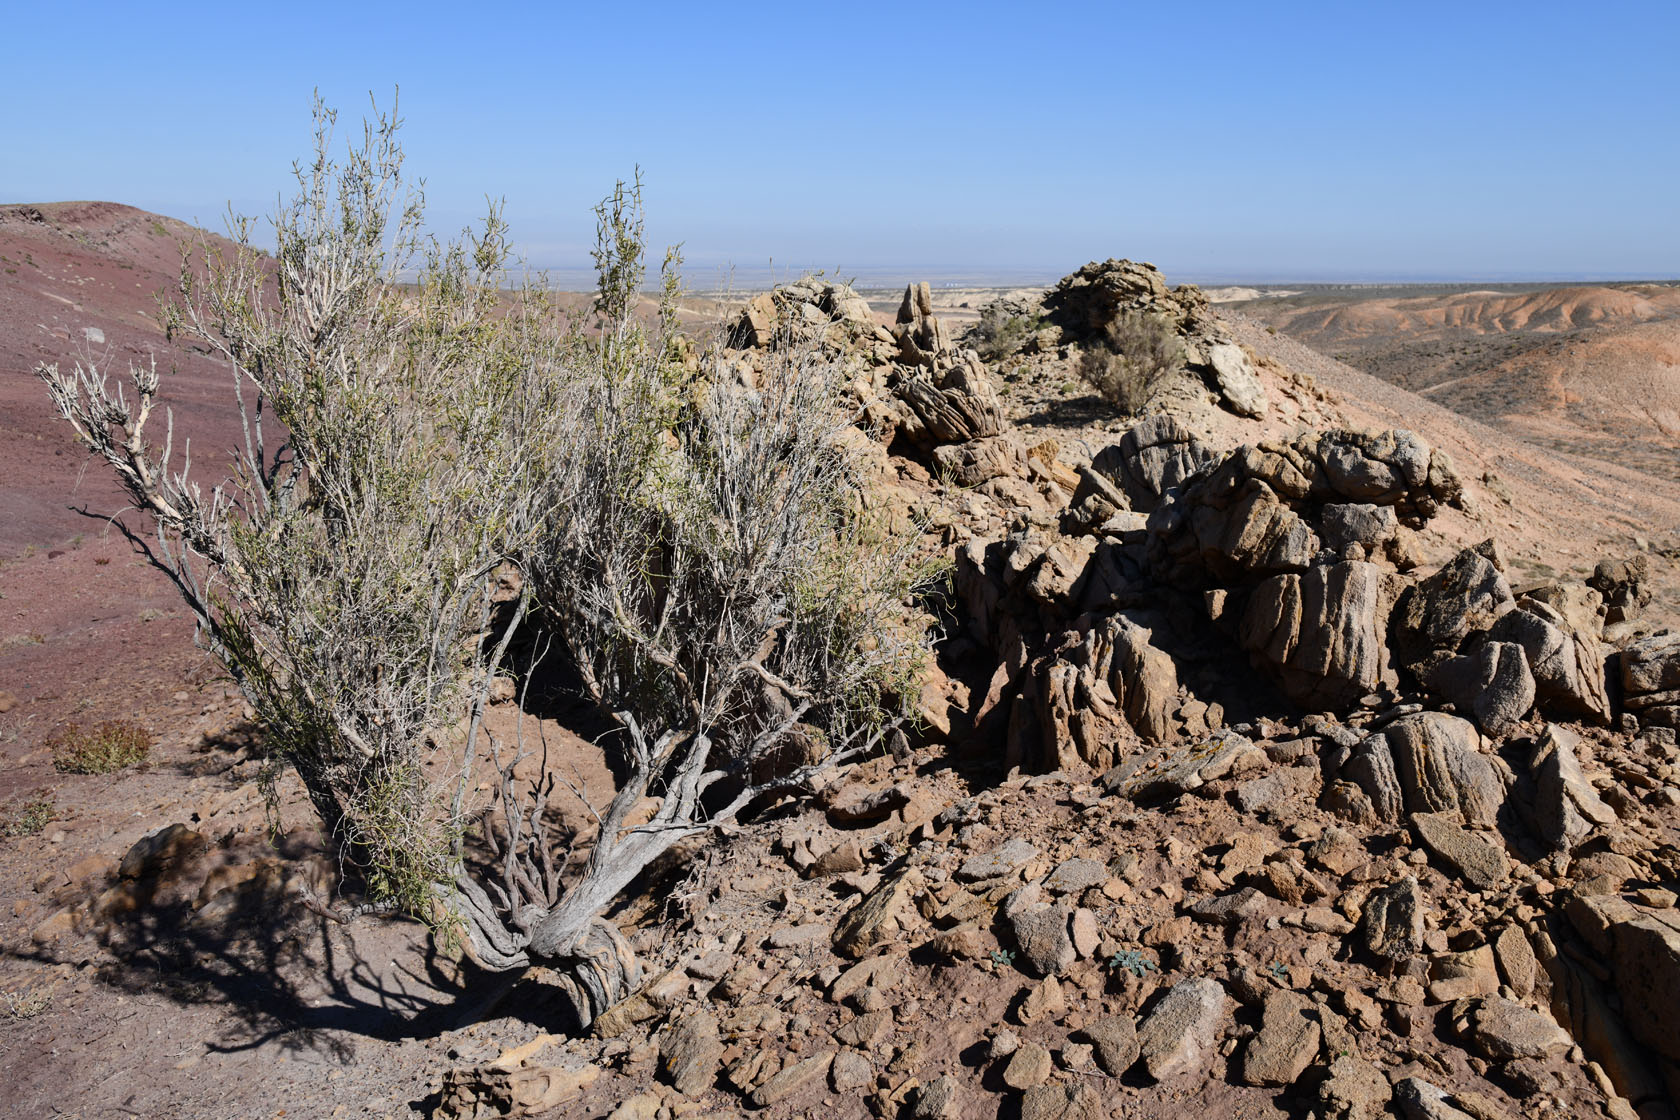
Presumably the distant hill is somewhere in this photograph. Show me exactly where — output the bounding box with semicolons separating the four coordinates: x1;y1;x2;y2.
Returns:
1230;283;1680;483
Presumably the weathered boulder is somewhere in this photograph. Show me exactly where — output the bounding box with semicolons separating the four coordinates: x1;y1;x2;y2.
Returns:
1343;713;1507;826
895;353;1005;446
1362;875;1425;963
118;823;206;882
1019;1083;1104;1120
1490;600;1610;724
957;838;1039;882
1239;560;1400;710
1007;905;1076;977
931;432;1026;487
437;1060;598;1120
910;1075;962;1120
1085;611;1180;742
1426;640;1534;738
893;281;951;365
1392;1077;1479;1120
1318;1053;1393;1120
1391;542;1514;679
1077;1015;1140;1076
1427;945;1501;1002
833;868;923;957
1566;894;1680;1069
1041;258;1180;337
1203;341;1268;419
1603;910;1680;1063
1410;812;1508;890
1620;632;1680;728
1240;989;1321;1086
1150;476;1318;588
1114;414;1219;511
728;278;889;353
1460;996;1571;1061
1320;502;1399;558
1135;977;1227;1081
1527;724;1618;851
1149;428;1461;590
1067;415;1217;531
1230;429;1458;521
749;1051;834;1108
1102;731;1263;801
659;1009;723;1096
1590;553;1651;623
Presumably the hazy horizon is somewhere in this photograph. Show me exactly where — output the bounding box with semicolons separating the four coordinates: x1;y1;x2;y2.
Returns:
6;2;1677;282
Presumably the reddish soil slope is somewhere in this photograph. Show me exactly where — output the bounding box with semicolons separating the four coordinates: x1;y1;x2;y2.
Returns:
0;203;255;801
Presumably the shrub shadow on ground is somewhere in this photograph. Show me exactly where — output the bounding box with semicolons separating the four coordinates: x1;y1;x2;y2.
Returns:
1015;392;1115;431
6;861;588;1060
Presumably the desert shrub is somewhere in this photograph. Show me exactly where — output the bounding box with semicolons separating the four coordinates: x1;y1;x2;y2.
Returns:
971;301;1043;360
0;792;57;836
1076;309;1184;413
49;720;151;774
40;98;926;1025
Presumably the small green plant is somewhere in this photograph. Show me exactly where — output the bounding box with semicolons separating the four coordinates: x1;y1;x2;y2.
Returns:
2;988;53;1020
1107;947;1159;978
48;720;152;774
0;793;57;838
989;948;1017;967
1267;960;1289;982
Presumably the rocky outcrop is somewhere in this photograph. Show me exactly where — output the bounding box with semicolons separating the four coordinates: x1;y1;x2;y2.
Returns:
895;353;1006;447
728;277;888;351
1064;414;1216;531
726;275;1006;462
983;259;1272;419
1149;428;1462;591
931;432;1024;487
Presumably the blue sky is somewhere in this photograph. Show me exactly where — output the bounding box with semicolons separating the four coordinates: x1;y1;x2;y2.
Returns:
5;1;1677;284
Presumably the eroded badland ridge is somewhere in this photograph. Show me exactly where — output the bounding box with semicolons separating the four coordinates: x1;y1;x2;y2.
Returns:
4;205;1680;1120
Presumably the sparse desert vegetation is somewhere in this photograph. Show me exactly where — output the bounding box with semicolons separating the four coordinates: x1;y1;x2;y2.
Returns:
2;48;1679;1120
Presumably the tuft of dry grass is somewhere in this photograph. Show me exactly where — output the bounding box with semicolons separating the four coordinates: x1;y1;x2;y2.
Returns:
49;720;152;774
